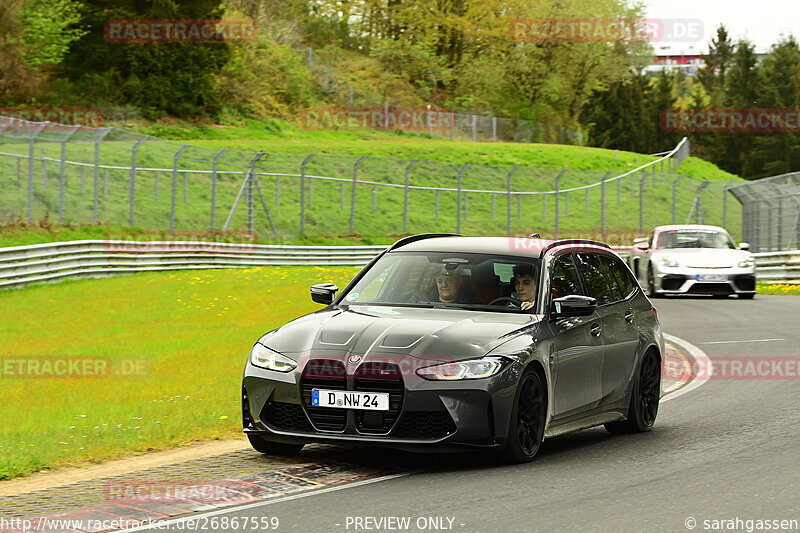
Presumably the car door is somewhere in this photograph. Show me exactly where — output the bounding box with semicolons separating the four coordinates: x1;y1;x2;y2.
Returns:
571;253;625;409
596;254;639;405
547;253;604;417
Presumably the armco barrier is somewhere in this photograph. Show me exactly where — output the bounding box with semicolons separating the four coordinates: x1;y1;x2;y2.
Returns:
1;241;796;290
0;241;386;289
753;250;800;283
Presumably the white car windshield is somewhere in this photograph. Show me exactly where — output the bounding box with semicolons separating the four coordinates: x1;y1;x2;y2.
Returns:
657;230;736;249
340;252;542;311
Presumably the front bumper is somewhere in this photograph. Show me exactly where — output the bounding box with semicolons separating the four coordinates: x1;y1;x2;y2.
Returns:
242;358;522;451
652;265;756;295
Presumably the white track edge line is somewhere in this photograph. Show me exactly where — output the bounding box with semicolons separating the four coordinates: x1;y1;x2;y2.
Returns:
661;332;712;403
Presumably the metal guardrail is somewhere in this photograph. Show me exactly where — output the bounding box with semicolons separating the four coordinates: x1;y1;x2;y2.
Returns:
0;241;386;290
753;250;800;283
1;241;797;290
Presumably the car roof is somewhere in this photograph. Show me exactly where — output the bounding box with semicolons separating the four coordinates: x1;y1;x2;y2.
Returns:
391;236;612;258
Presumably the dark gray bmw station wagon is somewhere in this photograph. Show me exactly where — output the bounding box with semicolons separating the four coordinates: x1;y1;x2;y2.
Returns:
242;235;664;463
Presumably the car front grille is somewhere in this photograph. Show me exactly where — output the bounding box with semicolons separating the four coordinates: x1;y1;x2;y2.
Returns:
393;411;457;440
354;363;404;434
261;400;313;432
301;360;347;432
687;282;733;295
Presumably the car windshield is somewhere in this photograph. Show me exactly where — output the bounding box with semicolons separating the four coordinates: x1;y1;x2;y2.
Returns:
339;252;542;312
657;230;736;249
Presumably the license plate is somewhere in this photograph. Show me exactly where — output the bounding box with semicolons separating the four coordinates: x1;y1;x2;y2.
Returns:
312;389;389;411
697;274;727;282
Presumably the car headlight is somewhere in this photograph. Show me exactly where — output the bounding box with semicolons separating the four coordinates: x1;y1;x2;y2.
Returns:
416;357;506;380
658;256;679;268
738;258;755;268
249;343;297;372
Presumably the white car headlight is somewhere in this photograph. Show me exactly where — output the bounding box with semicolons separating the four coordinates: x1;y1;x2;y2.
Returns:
738;258;755;268
658;256;680;268
416;357;505;380
250;343;297;372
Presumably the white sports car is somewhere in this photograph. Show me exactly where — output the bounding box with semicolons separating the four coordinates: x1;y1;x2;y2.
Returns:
627;225;756;299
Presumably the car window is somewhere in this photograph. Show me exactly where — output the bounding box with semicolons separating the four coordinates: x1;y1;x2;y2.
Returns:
575;253;616;305
550;254;585;299
601;255;635;300
341;252;541;311
656;229;736;249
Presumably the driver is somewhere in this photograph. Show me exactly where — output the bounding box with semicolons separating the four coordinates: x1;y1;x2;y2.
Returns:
511;264;537;311
433;267;476;304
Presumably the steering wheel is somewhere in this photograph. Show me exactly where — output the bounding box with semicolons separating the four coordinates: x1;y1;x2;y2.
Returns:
488;296;522;307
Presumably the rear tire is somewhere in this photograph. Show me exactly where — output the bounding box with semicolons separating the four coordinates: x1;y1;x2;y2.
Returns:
247;434;304;455
605;350;660;434
498;368;546;464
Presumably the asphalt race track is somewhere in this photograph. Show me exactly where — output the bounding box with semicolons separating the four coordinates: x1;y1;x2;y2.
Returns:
127;294;799;533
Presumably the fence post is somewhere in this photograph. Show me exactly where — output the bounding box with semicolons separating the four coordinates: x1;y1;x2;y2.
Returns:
435;190;439;219
639;171;649;233
403;159;418;233
778;196;783;251
384;102;389;130
492;117;497;142
27;129;41;223
349;86;354;111
427;105;432;137
492;195;496;219
129;135;148;226
41;147;46;189
340;182;344;209
601;171;611;238
554;169;567;238
372;185;377;210
472;115;477;142
350;155;368;233
506;166;519;236
299;154;314;236
456;164;469;233
275;177;280;207
93;128;112;223
170;145;189;231
59;127;78;223
722;179;736;228
450;112;455;140
325;67;329;91
308;47;312;70
210;148;228;231
672;174;684;224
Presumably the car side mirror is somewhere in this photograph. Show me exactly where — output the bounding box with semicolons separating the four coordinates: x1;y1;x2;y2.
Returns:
310;283;339;305
551;295;597;318
634;241;649;251
739;242;750;251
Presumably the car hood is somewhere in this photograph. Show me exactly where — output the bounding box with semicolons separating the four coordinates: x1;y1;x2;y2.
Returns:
259;306;542;363
653;248;751;268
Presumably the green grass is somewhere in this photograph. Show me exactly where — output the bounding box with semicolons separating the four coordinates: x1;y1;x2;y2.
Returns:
756;283;800;295
0;266;361;480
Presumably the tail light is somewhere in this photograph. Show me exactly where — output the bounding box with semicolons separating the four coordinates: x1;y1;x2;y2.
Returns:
652;305;660;324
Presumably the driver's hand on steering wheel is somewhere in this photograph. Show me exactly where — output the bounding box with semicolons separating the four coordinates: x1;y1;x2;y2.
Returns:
520;301;533;311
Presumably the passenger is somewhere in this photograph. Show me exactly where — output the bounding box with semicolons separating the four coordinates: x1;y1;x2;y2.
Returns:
511;264;537;311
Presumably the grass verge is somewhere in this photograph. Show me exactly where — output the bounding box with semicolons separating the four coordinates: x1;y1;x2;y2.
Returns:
0;266;360;480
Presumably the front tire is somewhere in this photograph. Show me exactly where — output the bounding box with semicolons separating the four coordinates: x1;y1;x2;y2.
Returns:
605;349;661;434
498;368;546;464
247;434;305;455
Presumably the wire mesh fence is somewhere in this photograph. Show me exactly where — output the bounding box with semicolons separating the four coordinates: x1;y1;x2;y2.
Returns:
730;173;800;252
1;117;736;243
